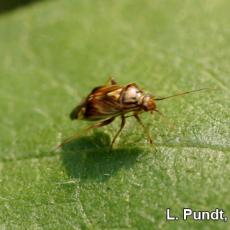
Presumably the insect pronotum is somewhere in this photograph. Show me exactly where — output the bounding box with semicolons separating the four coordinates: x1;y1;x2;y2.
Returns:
59;78;207;151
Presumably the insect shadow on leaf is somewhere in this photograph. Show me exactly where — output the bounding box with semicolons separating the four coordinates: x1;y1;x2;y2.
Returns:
60;131;143;182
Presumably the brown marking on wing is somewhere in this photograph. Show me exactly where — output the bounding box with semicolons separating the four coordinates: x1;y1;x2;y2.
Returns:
84;86;123;120
70;85;122;120
90;85;122;95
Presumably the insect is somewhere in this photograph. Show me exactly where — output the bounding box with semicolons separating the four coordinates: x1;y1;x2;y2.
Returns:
59;78;207;150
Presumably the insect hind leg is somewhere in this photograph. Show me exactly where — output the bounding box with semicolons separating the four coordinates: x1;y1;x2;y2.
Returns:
57;117;115;149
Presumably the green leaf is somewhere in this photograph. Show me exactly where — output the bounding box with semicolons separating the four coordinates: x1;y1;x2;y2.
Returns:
0;0;229;229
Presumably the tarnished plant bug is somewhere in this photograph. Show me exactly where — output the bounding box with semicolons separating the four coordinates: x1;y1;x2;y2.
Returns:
59;78;207;151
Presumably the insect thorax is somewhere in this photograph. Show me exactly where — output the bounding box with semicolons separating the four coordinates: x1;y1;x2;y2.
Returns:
121;85;143;104
121;84;156;111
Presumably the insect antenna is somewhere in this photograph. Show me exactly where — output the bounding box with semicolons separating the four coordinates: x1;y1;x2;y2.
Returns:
154;88;209;101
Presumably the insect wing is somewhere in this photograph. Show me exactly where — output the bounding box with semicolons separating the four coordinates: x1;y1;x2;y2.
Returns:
84;85;123;120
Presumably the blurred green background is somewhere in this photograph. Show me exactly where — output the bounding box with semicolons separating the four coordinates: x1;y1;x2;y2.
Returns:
0;0;229;229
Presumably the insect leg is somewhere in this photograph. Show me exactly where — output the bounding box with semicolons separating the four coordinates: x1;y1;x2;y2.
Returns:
154;109;175;129
57;117;115;149
109;115;125;151
134;114;153;144
106;76;117;85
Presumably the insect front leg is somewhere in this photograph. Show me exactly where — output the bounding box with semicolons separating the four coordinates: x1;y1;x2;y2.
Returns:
154;109;175;130
134;113;153;144
110;115;125;151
